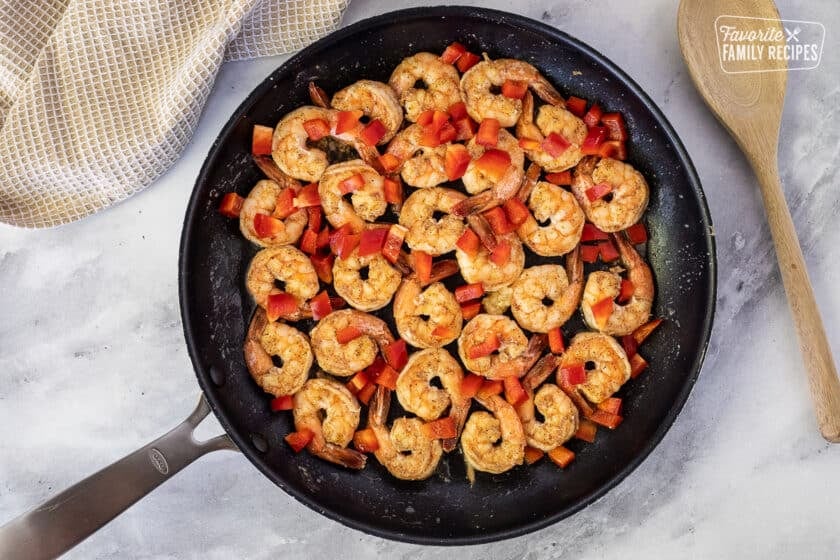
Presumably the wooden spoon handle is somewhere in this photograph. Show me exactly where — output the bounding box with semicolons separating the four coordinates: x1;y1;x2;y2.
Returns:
753;162;840;442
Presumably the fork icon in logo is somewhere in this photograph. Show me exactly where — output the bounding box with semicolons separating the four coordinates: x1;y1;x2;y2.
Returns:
785;26;801;42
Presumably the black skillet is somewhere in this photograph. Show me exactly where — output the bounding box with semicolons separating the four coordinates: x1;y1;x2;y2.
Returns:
0;7;716;556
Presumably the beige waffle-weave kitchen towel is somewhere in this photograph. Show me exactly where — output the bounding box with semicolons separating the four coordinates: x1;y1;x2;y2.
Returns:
0;0;349;228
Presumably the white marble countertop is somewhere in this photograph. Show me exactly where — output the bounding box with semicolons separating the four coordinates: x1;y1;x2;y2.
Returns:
2;0;839;558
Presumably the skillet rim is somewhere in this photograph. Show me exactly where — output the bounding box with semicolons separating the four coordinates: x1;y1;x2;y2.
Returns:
179;5;717;546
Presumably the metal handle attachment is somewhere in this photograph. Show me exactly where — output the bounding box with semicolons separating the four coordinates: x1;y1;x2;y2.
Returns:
0;395;237;559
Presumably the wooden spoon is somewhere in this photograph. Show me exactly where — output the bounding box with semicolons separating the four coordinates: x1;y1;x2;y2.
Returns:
678;0;840;441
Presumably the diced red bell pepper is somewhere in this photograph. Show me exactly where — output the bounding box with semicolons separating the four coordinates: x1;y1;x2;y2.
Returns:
574;419;598;442
460;301;482;321
309;290;333;320
597;397;623;416
448;101;469;120
419;125;443;148
476;379;504;399
600;112;628;142
346;371;370;395
218;192;244;218
456;227;481;257
583;103;603;128
548;327;565;354
440;41;467;64
483;207;515;235
421;416;458;440
474;148;511;180
353;428;380;453
431;325;456;339
252;124;274;155
329;224;353;254
359;119;388;146
598;140;627;161
524;446;545;465
617;279;635;304
633;318;664;345
412;250;432;284
598;240;619;262
581;222;609;242
518;137;542;151
476;118;500;147
585;182;613;202
565;96;587;118
358;227;388;257
460;374;484;399
468;333;500;360
503;198;531;227
559;363;586;386
581;126;609;155
629;352;649;379
270;395;294;411
456;51;481;72
254;213;285;239
625;222;648;245
356;383;377;405
547;445;575;468
339;173;365;195
335;109;364;135
416;109;435;126
381;224;407;264
544;170;572;185
542;132;571;157
303;118;330;141
364;356;386;380
438;121;457;144
284;428;314;453
310;254;334;284
377;153;401;174
306;206;323;231
445;143;472;181
430;110;450;131
489;240;512;266
383;177;403;205
453;117;477;141
504;376;528;407
621;334;638;358
294;182;321;208
299;228;319;255
590;409;623;429
501;79;528;100
383;339;408;371
590;297;614;328
375;365;400;389
336;325;363;344
316;227;331;251
580;244;601;263
455;283;485;303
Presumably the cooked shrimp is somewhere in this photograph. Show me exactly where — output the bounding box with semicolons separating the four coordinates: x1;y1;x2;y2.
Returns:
514;354;579;451
244;309;313;397
271;106;378;182
393;277;462;348
245;246;319;308
455;232;525;291
561;332;631;404
457;314;528;378
482;285;512;315
451;161;524;216
517;181;585;257
516;91;586;172
293;378;366;469
389;52;462;122
460;58;564;127
309;309;395;376
239;180;308;247
332;248;402;312
581;233;654;335
318;160;388;231
368;386;442;480
510;249;583;333
384;124;448;188
461;394;525;475
461;129;525;195
571;156;650;232
398;187;466;255
331;79;403;144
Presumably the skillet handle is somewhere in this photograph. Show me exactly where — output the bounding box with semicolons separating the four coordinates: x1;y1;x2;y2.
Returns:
0;395;237;560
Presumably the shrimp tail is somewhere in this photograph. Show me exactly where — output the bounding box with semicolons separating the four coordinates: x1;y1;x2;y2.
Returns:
557;381;595;418
313;443;368;470
451;191;495;217
532;78;565;107
426;259;460;285
442;399;470;453
466;214;498;252
252;155;301;190
369;385;391;425
355;143;382;167
394;250;414;276
308;81;331;108
516;162;542;202
521;354;560;391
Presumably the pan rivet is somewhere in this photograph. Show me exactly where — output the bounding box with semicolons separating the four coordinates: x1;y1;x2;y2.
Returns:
250;433;269;453
208;366;226;387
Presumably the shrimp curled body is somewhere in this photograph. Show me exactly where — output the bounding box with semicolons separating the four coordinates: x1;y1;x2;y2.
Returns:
246;246;319;309
244;309;313;397
461;394;526;475
561;332;631;404
389;53;462;122
239;180;307;247
309;309;395;377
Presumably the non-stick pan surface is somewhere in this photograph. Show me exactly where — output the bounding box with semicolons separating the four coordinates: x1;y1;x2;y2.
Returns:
179;6;716;545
